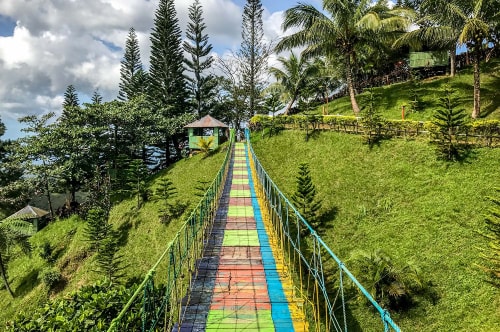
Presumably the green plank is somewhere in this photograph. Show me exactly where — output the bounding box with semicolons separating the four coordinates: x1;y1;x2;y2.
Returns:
228;205;254;217
223;230;260;246
230;189;251;197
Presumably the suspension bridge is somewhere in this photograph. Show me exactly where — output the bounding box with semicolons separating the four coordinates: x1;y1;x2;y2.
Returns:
108;130;401;332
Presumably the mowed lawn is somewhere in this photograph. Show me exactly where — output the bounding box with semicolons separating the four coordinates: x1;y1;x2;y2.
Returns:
251;130;500;331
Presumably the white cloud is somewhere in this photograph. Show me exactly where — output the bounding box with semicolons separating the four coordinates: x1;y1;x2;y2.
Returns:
0;0;291;138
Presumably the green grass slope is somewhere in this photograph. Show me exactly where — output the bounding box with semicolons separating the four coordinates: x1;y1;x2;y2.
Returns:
251;131;500;331
0;147;228;325
318;59;500;121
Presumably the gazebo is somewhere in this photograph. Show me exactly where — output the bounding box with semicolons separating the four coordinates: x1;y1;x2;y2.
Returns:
5;205;50;231
184;115;229;150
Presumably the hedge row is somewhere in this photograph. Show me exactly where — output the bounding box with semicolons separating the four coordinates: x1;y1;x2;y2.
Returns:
249;115;500;147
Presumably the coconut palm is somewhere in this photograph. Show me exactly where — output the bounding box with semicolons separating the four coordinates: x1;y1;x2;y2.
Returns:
276;0;412;115
395;0;496;118
0;218;34;297
269;52;321;115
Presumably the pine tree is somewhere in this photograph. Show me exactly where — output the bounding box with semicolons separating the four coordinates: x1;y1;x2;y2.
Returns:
84;207;112;252
431;86;468;161
183;0;217;117
291;163;322;234
95;230;125;283
239;0;269;116
61;85;80;121
91;89;103;105
153;177;178;223
125;159;149;209
408;71;422;113
118;27;145;101
361;89;384;147
149;0;188;116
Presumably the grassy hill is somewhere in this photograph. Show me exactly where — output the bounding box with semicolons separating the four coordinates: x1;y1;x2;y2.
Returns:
0;147;228;325
251;130;500;331
316;59;500;121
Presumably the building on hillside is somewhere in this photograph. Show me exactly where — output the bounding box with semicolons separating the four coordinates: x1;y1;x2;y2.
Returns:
184;115;229;151
4;205;50;231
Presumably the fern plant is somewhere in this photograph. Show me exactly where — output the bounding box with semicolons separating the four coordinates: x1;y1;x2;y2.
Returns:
0;218;34;297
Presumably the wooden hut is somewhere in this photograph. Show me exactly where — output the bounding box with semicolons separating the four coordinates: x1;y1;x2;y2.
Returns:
5;205;50;231
184;115;229;150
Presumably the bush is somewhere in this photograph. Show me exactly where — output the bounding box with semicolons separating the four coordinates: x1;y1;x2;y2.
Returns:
40;268;62;289
7;280;145;331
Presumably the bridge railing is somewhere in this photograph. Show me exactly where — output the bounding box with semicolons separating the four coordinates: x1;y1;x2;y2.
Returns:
107;131;234;332
246;128;400;332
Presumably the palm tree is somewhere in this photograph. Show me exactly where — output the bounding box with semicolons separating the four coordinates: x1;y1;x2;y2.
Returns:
350;249;427;310
268;52;321;115
0;218;34;297
276;0;412;115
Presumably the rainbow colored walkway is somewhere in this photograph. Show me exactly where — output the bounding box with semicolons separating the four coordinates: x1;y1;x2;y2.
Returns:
175;142;306;331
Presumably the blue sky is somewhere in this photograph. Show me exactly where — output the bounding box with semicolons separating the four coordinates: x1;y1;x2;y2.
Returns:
1;0;320;139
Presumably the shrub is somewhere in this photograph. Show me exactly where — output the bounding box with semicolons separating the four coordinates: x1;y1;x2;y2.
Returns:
40;267;62;289
7;280;145;331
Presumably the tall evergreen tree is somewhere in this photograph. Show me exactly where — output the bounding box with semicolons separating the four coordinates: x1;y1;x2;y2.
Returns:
61;85;80;121
149;0;190;163
91;89;103;105
0;119;28;214
118;28;145;101
183;0;217;117
239;0;269;116
149;0;188;116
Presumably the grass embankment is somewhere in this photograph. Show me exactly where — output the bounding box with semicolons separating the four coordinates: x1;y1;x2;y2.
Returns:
251;130;500;331
0;147;228;325
318;59;500;121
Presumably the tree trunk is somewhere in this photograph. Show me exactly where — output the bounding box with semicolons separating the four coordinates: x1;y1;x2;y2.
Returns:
449;46;456;77
0;252;14;297
472;46;481;119
345;55;360;115
284;96;297;116
46;180;54;219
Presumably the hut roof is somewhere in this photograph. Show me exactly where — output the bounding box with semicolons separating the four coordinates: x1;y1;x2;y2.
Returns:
184;115;229;128
7;205;49;220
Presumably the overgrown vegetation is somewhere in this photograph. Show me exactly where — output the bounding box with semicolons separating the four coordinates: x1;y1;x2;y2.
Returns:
0;146;228;325
251;130;500;331
7;280;144;331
